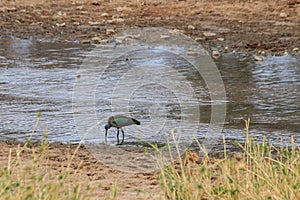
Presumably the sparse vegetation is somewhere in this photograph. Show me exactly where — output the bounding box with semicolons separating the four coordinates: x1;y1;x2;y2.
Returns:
0;117;299;199
159;119;300;199
0;113;93;200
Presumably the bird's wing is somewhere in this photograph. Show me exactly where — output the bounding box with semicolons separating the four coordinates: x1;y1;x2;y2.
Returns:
112;117;133;127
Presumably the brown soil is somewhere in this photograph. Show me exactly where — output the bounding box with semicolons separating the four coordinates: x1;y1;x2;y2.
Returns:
0;141;163;199
1;0;300;55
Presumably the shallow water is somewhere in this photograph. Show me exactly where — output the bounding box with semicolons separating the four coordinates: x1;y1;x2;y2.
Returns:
0;37;299;151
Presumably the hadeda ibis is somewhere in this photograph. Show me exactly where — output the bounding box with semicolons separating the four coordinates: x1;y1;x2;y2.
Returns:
105;115;140;145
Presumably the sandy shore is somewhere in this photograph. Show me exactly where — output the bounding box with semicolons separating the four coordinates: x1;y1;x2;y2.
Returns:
0;140;163;199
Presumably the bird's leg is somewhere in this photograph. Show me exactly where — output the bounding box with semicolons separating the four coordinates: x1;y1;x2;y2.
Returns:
117;128;120;145
120;128;125;145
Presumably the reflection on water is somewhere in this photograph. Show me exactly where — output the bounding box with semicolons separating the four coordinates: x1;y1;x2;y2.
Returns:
0;37;299;150
0;37;90;142
216;54;300;149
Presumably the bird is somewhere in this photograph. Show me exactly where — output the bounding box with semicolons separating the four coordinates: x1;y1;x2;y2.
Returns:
104;115;141;145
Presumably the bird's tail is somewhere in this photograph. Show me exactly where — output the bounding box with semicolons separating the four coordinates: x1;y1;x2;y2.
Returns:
132;118;141;125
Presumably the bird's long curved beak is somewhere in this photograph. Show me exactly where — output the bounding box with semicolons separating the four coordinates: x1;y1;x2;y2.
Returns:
105;128;108;143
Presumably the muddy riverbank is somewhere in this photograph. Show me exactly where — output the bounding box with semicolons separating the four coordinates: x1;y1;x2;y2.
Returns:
1;0;300;55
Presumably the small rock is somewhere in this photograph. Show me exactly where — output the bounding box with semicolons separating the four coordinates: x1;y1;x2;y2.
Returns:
88;21;101;25
73;22;80;26
100;39;108;43
91;37;102;44
171;29;182;34
92;1;100;6
116;39;123;44
292;47;299;52
279;12;288;18
116;6;127;12
258;50;266;55
283;51;289;56
160;35;170;39
217;37;225;41
224;46;229;52
212;50;221;58
128;34;140;39
195;37;205;41
115;35;126;40
254;55;263;61
112;18;125;23
81;39;91;44
56;11;66;16
101;13;109;17
76;74;81;78
4;7;17;12
56;22;66;27
187;25;196;30
187;51;198;56
203;31;216;37
106;29;115;34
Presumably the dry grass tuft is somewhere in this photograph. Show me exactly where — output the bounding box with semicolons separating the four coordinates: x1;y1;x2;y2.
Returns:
159;119;300;199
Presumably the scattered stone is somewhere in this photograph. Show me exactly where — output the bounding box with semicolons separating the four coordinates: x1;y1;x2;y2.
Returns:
128;34;140;39
212;50;221;58
160;34;170;39
91;37;102;44
224;46;229;52
187;25;196;30
56;11;66;16
279;12;288;18
81;39;91;44
203;31;216;37
254;55;263;61
106;28;115;34
92;1;100;6
170;29;183;34
259;50;266;55
116;36;127;40
100;39;108;43
56;22;66;27
112;18;125;23
292;47;299;52
283;51;289;56
2;7;17;12
195;37;205;41
76;74;81;78
217;37;225;41
116;39;123;44
101;13;109;17
274;21;296;26
187;51;198;56
88;21;101;25
116;6;127;12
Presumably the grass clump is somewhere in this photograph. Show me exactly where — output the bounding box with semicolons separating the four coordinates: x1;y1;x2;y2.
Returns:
0;113;92;200
159;119;300;200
